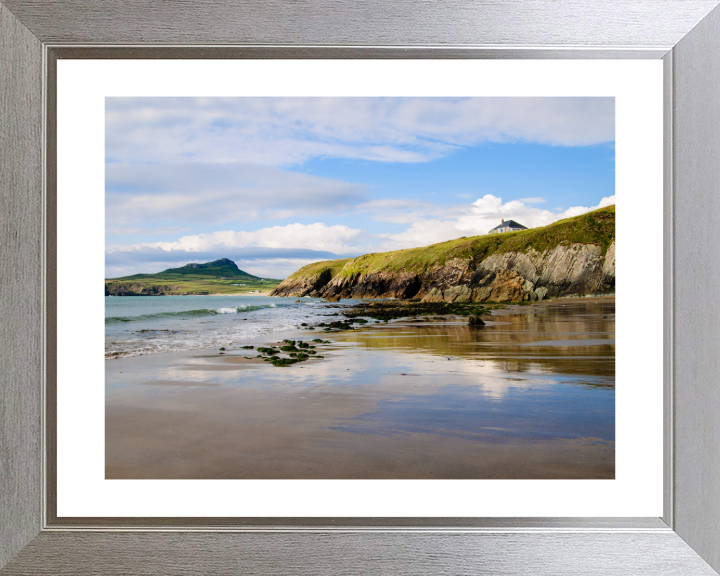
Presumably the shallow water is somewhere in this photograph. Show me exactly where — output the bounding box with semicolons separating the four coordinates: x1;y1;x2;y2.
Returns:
105;294;365;358
324;300;614;445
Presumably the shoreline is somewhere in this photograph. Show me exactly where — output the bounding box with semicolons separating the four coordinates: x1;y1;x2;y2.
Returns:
105;294;616;361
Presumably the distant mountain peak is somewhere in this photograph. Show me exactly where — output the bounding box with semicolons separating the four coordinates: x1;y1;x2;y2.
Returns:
183;258;239;270
158;258;260;279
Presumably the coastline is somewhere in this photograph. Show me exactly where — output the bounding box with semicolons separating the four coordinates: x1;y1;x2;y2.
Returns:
107;291;274;297
106;296;615;479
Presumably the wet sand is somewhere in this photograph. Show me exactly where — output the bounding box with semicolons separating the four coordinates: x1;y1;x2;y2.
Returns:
106;296;615;479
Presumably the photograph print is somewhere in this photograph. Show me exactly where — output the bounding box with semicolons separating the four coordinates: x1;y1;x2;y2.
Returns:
105;97;615;479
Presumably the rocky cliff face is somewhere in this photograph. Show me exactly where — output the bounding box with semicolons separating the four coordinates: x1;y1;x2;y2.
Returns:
271;241;615;303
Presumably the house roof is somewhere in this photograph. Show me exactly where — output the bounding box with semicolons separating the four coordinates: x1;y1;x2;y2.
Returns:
489;220;528;231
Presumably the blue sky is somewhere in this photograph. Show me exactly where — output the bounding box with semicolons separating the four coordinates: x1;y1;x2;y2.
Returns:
105;97;615;279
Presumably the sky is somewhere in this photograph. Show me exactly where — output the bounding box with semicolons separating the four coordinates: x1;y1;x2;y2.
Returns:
105;97;615;279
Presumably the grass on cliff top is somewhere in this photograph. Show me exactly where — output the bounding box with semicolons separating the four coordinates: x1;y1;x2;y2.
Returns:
283;205;615;282
282;258;353;283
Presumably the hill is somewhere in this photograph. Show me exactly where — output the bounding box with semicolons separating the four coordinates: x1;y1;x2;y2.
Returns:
105;258;281;296
270;205;615;303
154;258;259;278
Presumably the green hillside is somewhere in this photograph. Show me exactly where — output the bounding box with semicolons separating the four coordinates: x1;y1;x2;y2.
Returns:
105;258;281;296
284;205;615;284
153;258;258;278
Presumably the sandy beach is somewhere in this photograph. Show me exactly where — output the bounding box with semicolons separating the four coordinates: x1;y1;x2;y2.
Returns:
106;296;615;479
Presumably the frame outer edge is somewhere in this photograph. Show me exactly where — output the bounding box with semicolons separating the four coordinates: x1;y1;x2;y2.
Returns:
671;3;720;573
1;0;719;47
1;531;719;576
0;0;719;574
0;1;44;570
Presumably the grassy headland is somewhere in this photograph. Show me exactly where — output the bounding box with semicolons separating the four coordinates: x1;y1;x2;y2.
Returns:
280;205;615;287
105;258;281;296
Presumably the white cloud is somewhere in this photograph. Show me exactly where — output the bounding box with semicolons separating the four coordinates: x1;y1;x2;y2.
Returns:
107;222;370;256
106;97;615;167
106;162;368;227
382;194;616;249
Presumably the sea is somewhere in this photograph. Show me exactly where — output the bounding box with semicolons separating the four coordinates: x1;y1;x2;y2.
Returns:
105;294;358;358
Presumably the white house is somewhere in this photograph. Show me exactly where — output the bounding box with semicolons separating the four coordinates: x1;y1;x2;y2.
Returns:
488;219;528;234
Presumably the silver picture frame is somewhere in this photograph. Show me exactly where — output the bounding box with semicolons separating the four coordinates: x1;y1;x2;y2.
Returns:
2;1;720;573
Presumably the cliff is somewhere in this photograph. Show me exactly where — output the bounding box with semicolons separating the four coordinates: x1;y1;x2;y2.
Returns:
105;282;182;296
270;205;615;303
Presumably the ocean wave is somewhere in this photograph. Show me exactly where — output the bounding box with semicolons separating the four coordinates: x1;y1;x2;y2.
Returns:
215;307;242;314
105;304;287;324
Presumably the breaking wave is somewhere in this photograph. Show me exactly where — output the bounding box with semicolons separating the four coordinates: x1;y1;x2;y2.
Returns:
105;304;287;324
